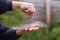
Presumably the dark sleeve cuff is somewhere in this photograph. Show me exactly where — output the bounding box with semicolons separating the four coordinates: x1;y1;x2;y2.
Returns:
0;0;12;15
10;30;22;40
6;0;12;11
2;30;22;40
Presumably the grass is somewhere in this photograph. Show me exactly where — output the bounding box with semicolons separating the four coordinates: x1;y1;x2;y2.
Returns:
0;9;60;40
0;9;48;40
0;9;27;27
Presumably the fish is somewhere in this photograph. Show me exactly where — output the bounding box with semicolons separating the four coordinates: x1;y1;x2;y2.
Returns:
12;20;47;30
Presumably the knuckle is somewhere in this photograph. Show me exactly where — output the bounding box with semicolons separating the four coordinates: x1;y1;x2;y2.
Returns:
30;3;33;5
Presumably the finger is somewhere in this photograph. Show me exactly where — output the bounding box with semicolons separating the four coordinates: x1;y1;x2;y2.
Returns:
21;7;28;13
27;8;35;18
24;6;35;15
27;14;33;18
25;10;33;18
28;5;36;13
25;28;33;32
28;8;34;14
25;28;29;32
32;27;39;30
28;28;35;32
29;27;39;31
32;6;36;13
25;6;34;14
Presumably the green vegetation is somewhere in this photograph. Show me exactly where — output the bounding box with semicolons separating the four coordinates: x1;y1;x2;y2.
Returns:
49;19;60;40
20;28;48;40
0;9;48;40
0;9;27;27
49;27;60;40
0;9;60;40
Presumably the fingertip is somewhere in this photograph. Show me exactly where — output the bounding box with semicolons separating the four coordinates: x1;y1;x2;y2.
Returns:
33;27;39;30
25;28;28;30
29;28;33;31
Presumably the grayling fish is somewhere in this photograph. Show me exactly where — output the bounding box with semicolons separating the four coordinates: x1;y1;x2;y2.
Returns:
12;21;47;30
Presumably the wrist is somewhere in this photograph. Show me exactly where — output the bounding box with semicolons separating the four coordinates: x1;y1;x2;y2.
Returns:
16;29;24;35
12;1;21;9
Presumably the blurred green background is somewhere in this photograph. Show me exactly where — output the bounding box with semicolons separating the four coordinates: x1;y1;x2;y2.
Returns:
0;0;60;40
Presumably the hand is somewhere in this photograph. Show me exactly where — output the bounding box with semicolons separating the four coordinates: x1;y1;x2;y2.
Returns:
16;26;39;35
12;1;36;18
19;2;35;18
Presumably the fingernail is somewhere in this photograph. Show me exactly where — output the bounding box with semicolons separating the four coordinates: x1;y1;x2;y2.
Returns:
25;28;28;30
29;28;32;31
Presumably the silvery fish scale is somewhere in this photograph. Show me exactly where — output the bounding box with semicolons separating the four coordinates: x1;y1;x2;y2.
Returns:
13;21;47;29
